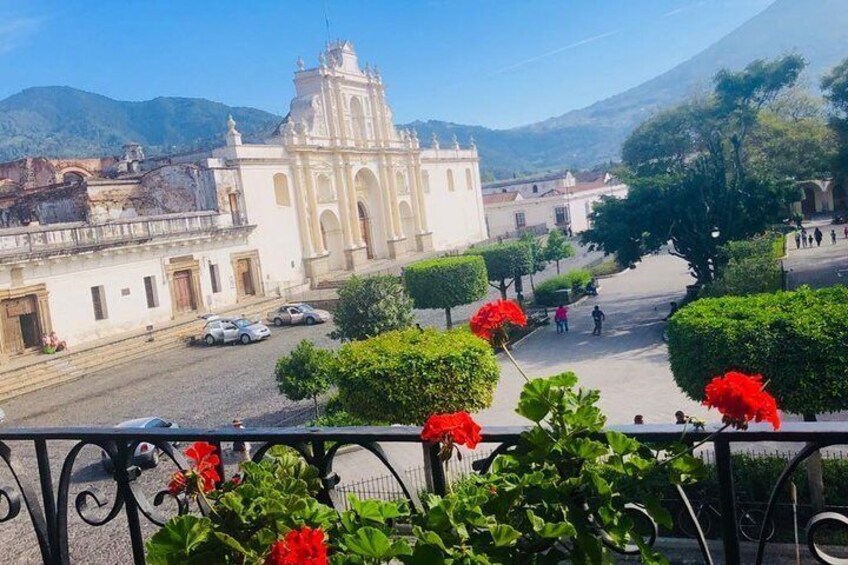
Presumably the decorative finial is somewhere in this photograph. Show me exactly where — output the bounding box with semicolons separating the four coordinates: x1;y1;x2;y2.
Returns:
452;133;460;149
411;128;418;141
319;52;327;68
431;132;440;150
469;135;476;149
374;65;381;80
296;56;305;71
226;115;242;146
227;115;237;133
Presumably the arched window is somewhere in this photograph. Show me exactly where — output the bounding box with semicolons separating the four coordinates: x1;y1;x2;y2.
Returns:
465;168;474;191
273;174;291;206
447;169;455;192
422;171;431;194
532;184;538;194
63;171;85;185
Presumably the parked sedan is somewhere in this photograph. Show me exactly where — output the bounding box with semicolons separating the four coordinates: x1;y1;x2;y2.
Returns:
202;318;240;345
266;304;331;327
229;317;271;344
101;417;179;472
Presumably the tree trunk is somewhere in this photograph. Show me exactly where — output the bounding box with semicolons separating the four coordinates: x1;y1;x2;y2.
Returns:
312;395;321;420
499;281;508;300
804;412;825;512
556;260;560;274
444;307;453;329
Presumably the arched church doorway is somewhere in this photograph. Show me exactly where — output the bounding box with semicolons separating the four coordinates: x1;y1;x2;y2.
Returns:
399;201;415;253
801;185;817;216
319;210;346;271
357;203;374;260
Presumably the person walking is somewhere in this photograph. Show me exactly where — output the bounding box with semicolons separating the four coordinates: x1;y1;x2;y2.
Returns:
808;234;814;247
591;305;605;336
844;226;848;240
832;229;838;245
554;304;569;334
232;418;251;464
675;411;687;425
802;228;808;248
814;227;823;247
794;232;801;249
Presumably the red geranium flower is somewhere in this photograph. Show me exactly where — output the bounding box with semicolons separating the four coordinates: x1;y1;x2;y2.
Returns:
470;300;527;345
422;412;482;461
265;526;328;565
703;371;780;431
167;441;221;496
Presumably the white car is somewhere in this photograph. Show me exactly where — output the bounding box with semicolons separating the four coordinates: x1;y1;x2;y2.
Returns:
266;304;332;327
101;417;179;472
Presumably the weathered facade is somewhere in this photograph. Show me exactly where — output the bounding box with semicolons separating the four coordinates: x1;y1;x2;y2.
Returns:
0;40;487;358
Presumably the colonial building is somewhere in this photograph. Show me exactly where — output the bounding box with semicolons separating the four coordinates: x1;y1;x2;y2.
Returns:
0;40;487;358
793;179;846;217
482;171;627;237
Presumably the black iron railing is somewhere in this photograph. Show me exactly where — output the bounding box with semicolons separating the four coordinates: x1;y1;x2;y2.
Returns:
1;422;847;564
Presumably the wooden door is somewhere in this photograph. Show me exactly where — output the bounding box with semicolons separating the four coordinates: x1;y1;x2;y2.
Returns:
173;270;197;312
2;296;37;354
237;259;255;296
358;203;373;259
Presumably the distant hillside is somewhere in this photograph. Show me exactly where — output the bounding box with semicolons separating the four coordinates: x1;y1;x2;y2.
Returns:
0;86;281;160
2;0;847;178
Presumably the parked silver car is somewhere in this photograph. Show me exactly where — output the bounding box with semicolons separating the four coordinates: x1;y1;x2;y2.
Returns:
203;317;270;345
266;304;331;327
101;417;179;472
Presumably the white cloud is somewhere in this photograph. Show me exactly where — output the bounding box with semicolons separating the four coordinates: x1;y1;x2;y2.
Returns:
0;16;41;54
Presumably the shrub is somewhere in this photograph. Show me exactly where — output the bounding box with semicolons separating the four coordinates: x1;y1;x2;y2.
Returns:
705;235;783;297
466;241;533;299
589;258;624;278
404;255;487;328
334;327;500;424
275;340;335;419
533;268;592;307
329;275;414;341
668;286;848;417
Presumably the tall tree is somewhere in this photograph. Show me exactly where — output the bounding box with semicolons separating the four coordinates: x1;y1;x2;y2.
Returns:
582;56;805;285
822;56;848;187
519;231;548;292
543;229;575;274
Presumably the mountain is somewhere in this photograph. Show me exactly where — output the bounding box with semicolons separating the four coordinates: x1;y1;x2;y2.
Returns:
412;0;848;177
1;0;846;177
0;86;282;160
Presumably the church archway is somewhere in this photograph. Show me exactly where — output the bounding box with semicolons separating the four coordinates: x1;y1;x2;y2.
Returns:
319;210;345;271
801;185;817;216
353;168;387;258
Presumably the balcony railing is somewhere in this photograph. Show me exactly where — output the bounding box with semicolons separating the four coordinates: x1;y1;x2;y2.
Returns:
0;212;245;262
0;422;846;564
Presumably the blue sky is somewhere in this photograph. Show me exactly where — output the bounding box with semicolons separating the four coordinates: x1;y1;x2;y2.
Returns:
0;0;773;129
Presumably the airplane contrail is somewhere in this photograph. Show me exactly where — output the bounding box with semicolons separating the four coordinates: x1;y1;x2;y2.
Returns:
487;29;624;77
662;1;707;18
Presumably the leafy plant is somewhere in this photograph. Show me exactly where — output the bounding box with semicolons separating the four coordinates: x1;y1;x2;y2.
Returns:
533;269;592;307
329;275;415;342
519;231;548;292
466;241;534;300
404;255;488;329
275;340;336;419
334;327;500;425
704;235;783;297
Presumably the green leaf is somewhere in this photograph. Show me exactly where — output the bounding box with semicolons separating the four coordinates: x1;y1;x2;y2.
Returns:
146;515;213;565
517;378;552;422
343;527;394;559
606;431;640;456
488;524;522;547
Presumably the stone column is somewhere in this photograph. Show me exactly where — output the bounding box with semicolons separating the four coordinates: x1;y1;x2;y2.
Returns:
303;169;326;255
333;163;354;247
386;165;403;238
406;160;424;235
344;162;364;246
291;164;315;256
414;161;430;233
378;161;399;239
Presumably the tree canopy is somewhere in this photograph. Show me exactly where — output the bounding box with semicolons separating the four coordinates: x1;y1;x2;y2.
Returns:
329;275;414;341
582;55;811;285
466;241;534;299
403;255;488;328
822;56;848;187
543;229;575;274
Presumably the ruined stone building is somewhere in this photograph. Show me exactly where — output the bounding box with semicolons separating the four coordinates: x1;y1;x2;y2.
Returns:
0;41;487;358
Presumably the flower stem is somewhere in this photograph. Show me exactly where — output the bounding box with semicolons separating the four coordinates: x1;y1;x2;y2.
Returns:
658;422;732;469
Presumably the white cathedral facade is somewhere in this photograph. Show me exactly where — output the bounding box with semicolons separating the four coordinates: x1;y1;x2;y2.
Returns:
0;41;487;356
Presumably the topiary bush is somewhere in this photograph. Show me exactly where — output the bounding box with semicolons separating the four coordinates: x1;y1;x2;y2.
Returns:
404;255;488;328
668;286;848;417
466;241;533;299
275;340;336;419
334;327;500;424
329;275;415;341
533;269;593;307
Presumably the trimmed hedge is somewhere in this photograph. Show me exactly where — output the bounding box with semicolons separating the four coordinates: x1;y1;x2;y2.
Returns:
404;256;487;327
668;286;848;416
329;275;415;341
533;269;593;307
334;327;500;425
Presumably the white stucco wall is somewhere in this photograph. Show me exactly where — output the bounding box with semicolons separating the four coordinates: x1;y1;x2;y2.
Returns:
421;155;487;249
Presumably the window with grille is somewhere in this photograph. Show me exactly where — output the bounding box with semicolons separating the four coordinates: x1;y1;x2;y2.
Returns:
210;264;221;293
144;276;159;308
515;212;526;229
91;286;108;320
555;206;570;225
